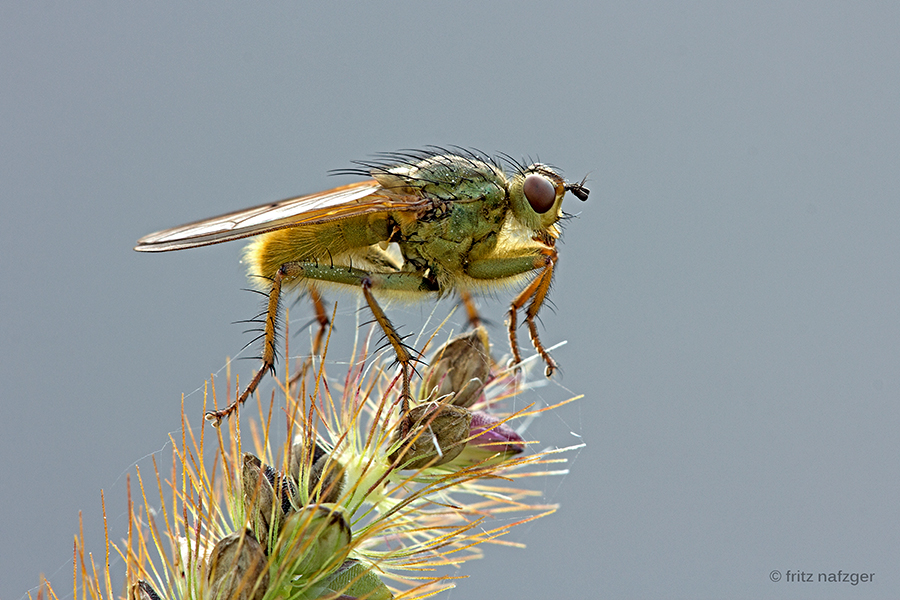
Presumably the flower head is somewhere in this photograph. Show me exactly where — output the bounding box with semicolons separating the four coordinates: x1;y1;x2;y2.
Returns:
67;320;581;600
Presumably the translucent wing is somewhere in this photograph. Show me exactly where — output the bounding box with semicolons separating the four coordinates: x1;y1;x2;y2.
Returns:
135;180;423;252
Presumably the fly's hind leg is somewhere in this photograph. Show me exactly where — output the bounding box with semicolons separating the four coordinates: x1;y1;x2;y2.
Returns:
206;263;295;425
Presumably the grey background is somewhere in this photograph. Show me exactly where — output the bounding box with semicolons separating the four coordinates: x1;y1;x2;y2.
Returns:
2;3;898;599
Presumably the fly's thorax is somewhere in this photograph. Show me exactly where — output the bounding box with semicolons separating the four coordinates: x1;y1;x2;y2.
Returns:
372;153;507;203
507;164;568;232
389;191;510;292
242;213;393;283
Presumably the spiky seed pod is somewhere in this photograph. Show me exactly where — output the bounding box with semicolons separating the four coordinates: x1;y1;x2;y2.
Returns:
390;403;473;470
420;327;491;408
322;560;394;600
242;453;281;546
310;453;345;504
273;505;352;577
206;530;269;600
130;580;163;600
289;441;325;483
288;441;345;504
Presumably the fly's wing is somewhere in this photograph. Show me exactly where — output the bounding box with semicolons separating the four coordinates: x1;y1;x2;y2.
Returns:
135;180;423;252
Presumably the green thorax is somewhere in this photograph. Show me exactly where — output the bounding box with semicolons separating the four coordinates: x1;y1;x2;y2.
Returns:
374;154;511;288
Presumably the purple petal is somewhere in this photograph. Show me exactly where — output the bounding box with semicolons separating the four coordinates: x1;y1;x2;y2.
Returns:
469;411;525;454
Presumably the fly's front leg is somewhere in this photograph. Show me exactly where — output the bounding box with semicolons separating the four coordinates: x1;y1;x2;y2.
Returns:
466;246;559;376
511;246;558;376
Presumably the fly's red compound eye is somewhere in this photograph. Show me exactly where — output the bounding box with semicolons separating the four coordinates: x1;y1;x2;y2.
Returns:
523;174;557;214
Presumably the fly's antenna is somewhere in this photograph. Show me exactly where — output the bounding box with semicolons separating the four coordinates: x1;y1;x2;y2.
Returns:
565;176;590;201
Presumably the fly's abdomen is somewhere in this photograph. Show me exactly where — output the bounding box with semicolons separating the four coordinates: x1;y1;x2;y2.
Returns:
243;214;392;283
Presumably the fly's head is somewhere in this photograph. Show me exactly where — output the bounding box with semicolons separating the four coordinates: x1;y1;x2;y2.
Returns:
508;163;590;234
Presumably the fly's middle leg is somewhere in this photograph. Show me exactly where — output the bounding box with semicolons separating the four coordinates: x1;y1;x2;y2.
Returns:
458;289;484;329
360;279;413;417
287;287;331;393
